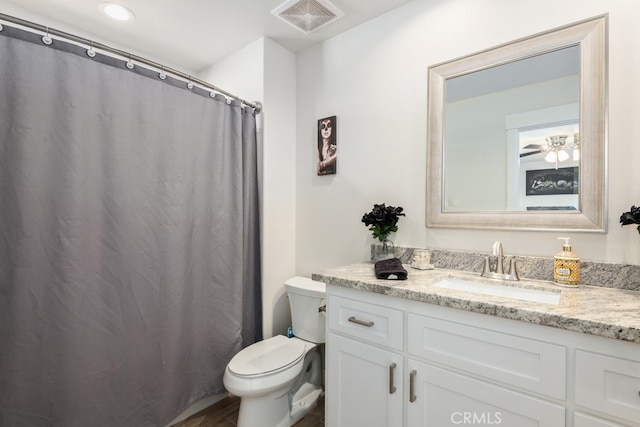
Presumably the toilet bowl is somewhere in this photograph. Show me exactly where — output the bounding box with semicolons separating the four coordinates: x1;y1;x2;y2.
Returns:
223;277;326;427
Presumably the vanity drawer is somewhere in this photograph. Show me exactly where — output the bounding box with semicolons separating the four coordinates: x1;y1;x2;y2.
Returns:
574;412;626;427
407;313;566;399
328;294;403;351
575;350;640;423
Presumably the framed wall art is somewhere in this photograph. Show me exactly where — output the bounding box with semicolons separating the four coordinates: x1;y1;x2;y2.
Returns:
317;116;337;176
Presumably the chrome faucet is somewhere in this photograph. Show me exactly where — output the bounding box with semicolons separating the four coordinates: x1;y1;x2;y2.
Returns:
481;241;519;281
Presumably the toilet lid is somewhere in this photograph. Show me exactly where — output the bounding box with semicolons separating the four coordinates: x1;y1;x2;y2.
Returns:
228;336;306;377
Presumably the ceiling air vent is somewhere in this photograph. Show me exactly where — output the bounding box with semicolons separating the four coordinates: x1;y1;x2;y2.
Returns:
272;0;344;34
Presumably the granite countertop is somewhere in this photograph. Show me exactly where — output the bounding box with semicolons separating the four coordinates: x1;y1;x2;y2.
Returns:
313;263;640;344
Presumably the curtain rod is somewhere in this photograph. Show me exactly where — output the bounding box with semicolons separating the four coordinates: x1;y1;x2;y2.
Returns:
0;12;261;112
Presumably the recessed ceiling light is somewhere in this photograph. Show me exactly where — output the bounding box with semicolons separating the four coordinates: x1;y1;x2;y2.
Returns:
99;2;135;21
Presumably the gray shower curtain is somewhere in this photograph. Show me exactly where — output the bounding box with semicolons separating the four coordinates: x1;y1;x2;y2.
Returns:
0;25;262;426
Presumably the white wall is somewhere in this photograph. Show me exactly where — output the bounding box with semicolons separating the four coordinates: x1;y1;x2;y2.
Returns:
199;38;297;339
260;39;297;338
295;0;640;277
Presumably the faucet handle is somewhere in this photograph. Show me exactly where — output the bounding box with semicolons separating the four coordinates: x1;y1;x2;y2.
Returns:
482;256;491;275
491;241;503;256
508;258;519;280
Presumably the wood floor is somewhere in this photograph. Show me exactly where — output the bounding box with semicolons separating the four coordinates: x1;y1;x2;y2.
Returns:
173;394;325;427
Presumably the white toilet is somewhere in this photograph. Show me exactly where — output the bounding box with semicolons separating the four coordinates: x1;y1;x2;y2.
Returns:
223;276;326;427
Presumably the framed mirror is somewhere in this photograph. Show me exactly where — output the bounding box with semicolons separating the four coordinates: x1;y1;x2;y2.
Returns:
426;16;607;231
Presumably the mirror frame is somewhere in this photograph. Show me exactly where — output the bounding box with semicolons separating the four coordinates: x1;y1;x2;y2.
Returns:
426;16;607;232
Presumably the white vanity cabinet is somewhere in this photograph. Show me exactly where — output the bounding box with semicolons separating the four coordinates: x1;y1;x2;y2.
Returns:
325;284;640;427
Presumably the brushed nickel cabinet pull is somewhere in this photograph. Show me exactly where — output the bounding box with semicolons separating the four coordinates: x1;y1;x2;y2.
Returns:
348;316;374;327
409;369;417;403
389;363;397;394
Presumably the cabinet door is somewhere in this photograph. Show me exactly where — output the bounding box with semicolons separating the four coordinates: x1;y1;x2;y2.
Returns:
575;350;640;424
327;333;403;427
406;359;565;427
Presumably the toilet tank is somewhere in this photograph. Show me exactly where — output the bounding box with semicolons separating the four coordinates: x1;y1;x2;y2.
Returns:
284;277;326;343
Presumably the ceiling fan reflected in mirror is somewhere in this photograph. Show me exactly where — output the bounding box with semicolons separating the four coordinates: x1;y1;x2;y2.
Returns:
520;133;579;169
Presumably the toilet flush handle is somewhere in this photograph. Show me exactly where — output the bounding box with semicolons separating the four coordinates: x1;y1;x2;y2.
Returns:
318;305;326;313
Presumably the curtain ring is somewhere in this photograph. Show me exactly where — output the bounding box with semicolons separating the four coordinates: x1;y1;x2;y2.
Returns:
225;97;232;105
0;23;4;31
126;54;134;70
159;66;166;80
186;77;194;90
209;91;216;98
86;41;96;58
42;27;52;45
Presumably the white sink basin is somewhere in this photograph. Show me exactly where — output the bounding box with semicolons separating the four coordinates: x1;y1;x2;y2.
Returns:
432;278;561;305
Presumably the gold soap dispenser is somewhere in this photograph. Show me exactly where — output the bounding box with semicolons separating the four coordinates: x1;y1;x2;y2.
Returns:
554;237;580;287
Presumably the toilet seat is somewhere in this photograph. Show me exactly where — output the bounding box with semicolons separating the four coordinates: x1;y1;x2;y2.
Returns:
228;336;306;378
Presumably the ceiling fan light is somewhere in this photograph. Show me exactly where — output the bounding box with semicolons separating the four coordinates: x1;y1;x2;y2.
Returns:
545;152;557;163
99;3;135;21
557;149;569;162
